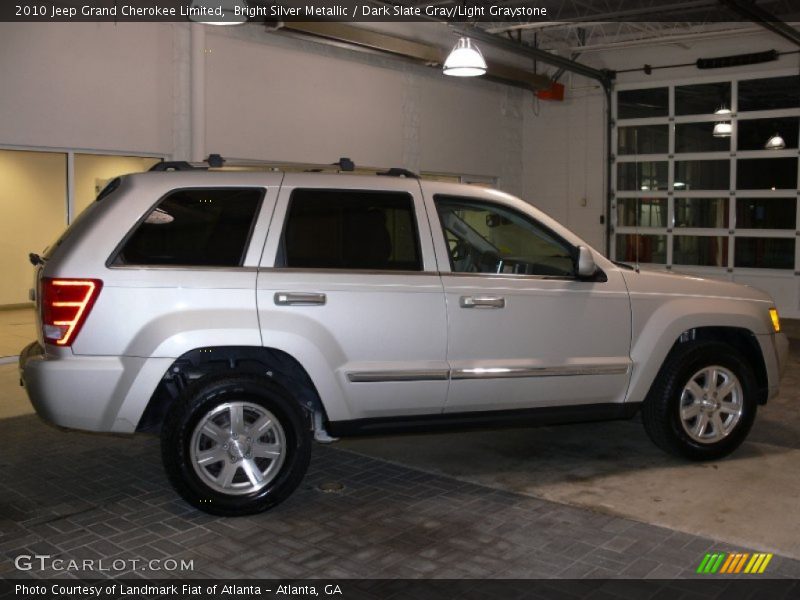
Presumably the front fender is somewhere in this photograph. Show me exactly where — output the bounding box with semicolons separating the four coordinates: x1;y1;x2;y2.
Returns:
626;296;771;404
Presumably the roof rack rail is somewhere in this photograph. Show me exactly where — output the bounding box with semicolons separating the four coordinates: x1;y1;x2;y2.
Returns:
333;157;355;172
148;156;419;179
150;154;225;172
377;167;419;179
149;161;207;172
207;153;225;168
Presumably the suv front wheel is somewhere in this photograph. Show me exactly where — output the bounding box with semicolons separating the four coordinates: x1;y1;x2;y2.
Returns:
162;375;311;516
642;341;757;461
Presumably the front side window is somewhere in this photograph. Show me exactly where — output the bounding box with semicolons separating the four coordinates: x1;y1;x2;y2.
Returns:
279;189;421;271
113;188;263;266
435;196;575;277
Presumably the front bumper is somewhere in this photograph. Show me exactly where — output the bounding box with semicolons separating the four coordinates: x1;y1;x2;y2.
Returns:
757;332;789;402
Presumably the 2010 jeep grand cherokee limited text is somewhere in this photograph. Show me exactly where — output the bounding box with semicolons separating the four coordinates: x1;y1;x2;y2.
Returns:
19;161;789;516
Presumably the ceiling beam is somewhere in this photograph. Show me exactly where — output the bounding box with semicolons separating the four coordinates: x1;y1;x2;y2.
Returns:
448;23;614;86
719;0;800;47
359;0;613;86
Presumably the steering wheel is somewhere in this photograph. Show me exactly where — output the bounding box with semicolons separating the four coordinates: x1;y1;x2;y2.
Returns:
447;235;500;273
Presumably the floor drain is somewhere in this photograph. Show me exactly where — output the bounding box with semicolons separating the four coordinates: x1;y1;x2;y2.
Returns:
317;481;345;493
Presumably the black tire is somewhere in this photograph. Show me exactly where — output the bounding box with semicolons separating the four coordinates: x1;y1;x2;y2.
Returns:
642;341;757;461
161;374;311;516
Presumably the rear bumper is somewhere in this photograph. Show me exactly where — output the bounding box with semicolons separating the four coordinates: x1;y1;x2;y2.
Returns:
19;342;170;433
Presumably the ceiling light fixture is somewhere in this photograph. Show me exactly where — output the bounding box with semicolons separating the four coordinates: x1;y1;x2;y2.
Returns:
713;122;732;138
714;103;731;115
443;37;487;77
188;0;248;25
765;132;786;150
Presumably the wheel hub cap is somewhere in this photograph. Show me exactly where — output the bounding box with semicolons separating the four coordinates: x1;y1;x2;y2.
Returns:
679;365;743;444
227;436;250;462
190;401;286;496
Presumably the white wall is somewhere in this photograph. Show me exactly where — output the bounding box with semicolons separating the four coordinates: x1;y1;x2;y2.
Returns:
202;27;522;191
523;82;607;250
205;33;406;166
0;22;524;193
0;23;174;154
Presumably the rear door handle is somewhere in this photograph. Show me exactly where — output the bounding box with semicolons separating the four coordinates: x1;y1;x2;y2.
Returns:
274;292;327;306
459;295;505;309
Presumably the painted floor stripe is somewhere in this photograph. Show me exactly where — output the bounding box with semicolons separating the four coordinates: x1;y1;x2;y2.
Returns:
735;553;750;573
758;554;773;573
750;554;766;573
697;554;712;573
744;554;758;573
720;553;735;574
705;553;719;573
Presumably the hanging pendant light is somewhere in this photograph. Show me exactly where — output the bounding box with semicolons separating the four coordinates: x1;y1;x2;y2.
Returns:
714;103;731;115
765;132;786;150
443;37;487;77
188;0;248;25
713;122;732;138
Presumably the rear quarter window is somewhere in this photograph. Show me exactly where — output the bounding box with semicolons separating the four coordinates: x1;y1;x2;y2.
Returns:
112;188;263;267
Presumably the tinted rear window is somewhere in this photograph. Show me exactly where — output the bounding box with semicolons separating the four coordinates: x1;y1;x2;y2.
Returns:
279;189;421;271
113;188;263;267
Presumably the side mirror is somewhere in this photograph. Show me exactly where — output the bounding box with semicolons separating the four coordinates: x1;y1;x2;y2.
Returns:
577;246;597;278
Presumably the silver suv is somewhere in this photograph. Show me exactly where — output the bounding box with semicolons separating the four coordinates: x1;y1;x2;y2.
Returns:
19;160;789;516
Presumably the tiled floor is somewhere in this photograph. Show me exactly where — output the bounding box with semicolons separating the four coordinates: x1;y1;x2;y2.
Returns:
1;413;799;581
0;307;34;358
342;341;800;560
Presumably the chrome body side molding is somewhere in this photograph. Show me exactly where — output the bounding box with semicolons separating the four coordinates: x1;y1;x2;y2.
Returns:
347;363;630;383
347;370;451;383
451;364;630;380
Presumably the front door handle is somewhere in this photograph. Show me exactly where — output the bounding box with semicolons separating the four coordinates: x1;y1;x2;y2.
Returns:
274;292;327;306
459;295;505;309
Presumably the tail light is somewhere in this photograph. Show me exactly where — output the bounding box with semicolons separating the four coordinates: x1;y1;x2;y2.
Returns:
41;278;103;346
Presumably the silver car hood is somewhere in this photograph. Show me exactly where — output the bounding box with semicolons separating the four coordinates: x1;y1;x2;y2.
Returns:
619;268;772;305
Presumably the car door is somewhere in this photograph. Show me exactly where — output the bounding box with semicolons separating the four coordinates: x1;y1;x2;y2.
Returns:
256;174;448;422
423;185;632;413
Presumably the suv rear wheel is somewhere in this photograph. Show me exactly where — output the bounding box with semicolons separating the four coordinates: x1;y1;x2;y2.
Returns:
642;341;757;461
162;375;311;516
